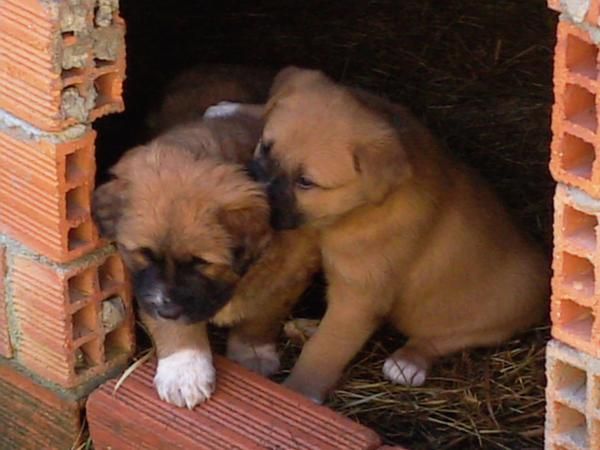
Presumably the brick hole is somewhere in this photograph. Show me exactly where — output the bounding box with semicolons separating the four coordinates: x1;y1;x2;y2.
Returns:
66;186;89;221
104;322;130;361
99;255;123;291
72;302;97;339
94;59;114;69
554;402;589;448
65;148;88;185
101;296;125;334
75;339;103;374
68;221;93;251
566;33;599;80
93;72;118;108
558;299;595;341
62;67;86;83
563;204;598;252
554;360;587;408
562;252;595;297
68;269;95;303
564;84;597;133
560;133;595;180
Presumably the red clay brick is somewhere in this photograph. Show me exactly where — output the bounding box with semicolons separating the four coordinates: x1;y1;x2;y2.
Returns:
550;20;600;197
0;360;83;450
545;339;600;449
0;0;125;131
88;356;382;450
0;245;11;358
11;250;135;387
547;0;600;26
551;183;600;356
0;127;101;262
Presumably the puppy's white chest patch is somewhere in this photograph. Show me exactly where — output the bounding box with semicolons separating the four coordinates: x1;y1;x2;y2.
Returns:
154;349;216;409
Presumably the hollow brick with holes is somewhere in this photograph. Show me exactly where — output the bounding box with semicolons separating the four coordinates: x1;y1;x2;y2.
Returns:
87;356;383;450
10;248;135;387
549;20;600;197
0;0;125;131
545;339;600;449
551;183;600;357
0;127;101;263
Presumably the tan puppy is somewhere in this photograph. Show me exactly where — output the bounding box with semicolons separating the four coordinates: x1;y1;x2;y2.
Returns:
93;66;320;409
239;67;549;403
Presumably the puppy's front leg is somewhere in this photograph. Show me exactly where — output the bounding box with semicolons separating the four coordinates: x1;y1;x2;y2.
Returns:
283;282;381;403
140;310;215;409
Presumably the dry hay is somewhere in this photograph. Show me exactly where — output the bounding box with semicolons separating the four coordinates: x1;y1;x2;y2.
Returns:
275;325;549;450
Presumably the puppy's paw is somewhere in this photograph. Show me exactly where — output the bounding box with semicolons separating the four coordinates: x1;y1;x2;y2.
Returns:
154;350;216;409
204;101;242;119
382;354;427;387
227;335;280;377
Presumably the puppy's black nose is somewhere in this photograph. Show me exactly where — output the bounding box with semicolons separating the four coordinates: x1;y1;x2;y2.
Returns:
156;302;184;320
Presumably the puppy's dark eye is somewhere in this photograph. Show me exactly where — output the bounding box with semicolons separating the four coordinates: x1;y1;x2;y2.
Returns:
296;175;316;190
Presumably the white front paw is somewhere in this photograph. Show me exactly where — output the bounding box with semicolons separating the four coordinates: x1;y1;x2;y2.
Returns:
154;350;216;409
383;356;427;386
204;101;242;119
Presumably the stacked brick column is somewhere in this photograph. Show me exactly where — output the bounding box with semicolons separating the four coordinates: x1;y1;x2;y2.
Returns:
547;2;600;449
0;1;134;448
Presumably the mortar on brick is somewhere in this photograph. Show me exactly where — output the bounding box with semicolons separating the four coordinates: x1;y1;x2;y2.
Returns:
565;185;600;214
562;13;600;44
101;296;125;333
92;26;123;62
0;109;87;144
560;0;591;22
59;0;95;34
95;0;119;27
554;402;589;447
62;36;92;70
61;86;98;122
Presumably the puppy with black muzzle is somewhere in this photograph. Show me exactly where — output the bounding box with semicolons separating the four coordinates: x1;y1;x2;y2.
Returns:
93;65;320;409
210;67;550;404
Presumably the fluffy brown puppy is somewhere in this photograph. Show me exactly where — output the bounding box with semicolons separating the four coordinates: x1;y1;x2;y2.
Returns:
93;66;320;409
242;67;549;403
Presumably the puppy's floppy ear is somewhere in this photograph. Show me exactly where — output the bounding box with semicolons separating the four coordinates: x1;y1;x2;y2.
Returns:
92;178;129;240
353;134;412;204
218;193;272;274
